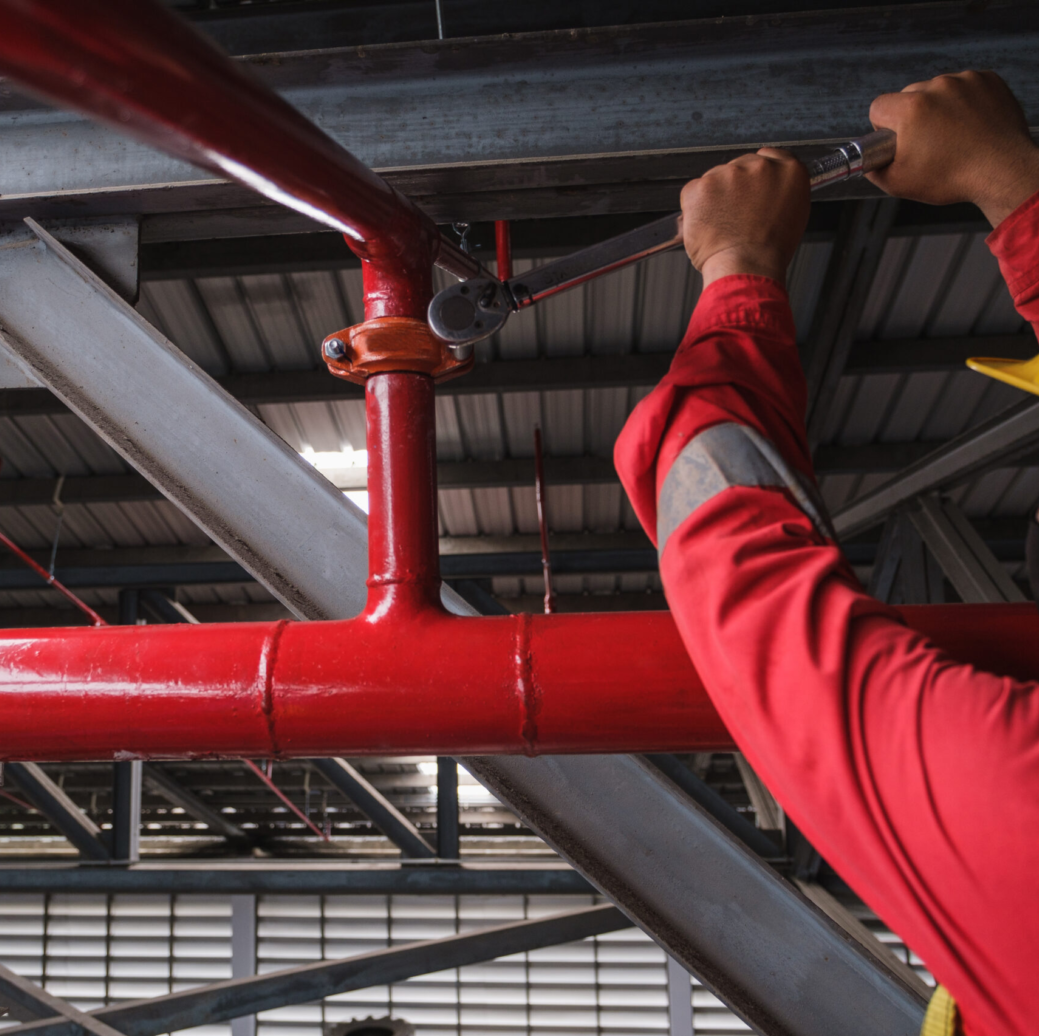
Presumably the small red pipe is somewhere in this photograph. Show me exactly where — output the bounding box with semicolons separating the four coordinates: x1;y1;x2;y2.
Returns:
0;788;35;812
495;221;513;282
243;759;331;842
0;528;107;627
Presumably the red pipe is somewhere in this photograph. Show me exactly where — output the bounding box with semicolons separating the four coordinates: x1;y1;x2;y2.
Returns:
495;221;513;282
0;528;107;627
0;603;1038;761
1;1;1037;768
242;759;331;842
366;372;441;611
0;0;477;292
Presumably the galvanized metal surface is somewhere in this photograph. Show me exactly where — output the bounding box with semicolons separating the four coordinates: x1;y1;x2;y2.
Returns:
833;398;1039;538
4;763;110;862
0;863;594;895
907;494;1026;602
0;219;369;619
310;758;436;859
465;755;926;1036
0;6;1037;226
0;963;125;1036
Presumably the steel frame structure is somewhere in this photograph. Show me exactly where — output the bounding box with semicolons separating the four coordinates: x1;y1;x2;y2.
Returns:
0;2;1032;1034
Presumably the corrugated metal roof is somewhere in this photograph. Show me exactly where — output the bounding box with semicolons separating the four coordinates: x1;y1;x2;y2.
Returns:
0;224;1035;607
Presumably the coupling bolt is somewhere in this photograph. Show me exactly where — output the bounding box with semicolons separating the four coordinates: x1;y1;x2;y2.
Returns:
324;337;346;360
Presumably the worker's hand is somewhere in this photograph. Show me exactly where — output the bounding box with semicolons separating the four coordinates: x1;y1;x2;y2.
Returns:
867;71;1039;226
681;149;810;289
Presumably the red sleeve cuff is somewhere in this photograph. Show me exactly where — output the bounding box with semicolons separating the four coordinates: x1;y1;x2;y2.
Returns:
986;188;1039;298
681;274;794;350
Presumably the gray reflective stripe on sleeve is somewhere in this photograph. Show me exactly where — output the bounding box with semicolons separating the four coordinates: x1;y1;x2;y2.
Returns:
657;422;835;554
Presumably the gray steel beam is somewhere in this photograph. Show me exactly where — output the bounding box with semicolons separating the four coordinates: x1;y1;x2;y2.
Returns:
0;219;368;620
804;199;899;443
1;7;1038;230
0;538;661;590
466;755;925;1036
184;0;888;58
112;591;143;864
0;443;976;515
907;495;1025;603
644;755;779;859
111;761;142;864
310;758;436;859
1;219;926;1033
0;964;126;1036
0;333;1030;419
0;905;628;1036
230;896;257;1036
142;765;250;843
437;758;460;859
5;763;110;862
833;398;1039;537
0;353;673;416
666;956;693;1036
0;864;592;895
138;589;199;624
0;603;290;628
844;332;1036;375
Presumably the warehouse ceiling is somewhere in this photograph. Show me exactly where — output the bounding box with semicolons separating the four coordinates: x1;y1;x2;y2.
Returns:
0;0;1035;866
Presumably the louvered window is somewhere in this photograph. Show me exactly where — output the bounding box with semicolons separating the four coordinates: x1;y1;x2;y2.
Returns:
0;893;934;1036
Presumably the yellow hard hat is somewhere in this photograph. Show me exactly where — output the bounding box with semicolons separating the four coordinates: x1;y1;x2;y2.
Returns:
967;352;1039;396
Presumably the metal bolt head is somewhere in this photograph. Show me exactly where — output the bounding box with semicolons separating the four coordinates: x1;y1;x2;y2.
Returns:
324;337;346;360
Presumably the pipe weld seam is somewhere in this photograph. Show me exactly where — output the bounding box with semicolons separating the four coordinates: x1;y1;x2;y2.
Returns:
513;614;540;755
258;619;289;756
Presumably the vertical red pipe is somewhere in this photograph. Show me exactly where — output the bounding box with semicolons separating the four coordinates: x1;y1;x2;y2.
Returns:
365;372;442;614
360;250;436;320
495;220;513;282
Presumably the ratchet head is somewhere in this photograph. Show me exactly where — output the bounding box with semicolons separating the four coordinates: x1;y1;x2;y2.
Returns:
428;276;515;346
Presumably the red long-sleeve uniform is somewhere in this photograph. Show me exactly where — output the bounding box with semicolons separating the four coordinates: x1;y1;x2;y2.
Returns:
614;192;1039;1036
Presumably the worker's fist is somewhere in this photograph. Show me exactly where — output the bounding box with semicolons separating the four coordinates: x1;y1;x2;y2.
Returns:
867;71;1039;226
681;149;810;288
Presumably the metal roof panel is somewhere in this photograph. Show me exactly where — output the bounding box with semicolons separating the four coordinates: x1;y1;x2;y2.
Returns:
636;251;698;353
455;393;505;461
139;280;228;374
438;488;479;537
587;265;638;355
194;276;269;372
287;271;351;350
542;390;584;456
471;486;515;536
880;234;964;340
788;239;833;345
500;391;541;459
238;274;314;371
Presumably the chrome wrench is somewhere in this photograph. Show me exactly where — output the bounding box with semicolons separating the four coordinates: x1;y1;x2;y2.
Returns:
428;129;896;354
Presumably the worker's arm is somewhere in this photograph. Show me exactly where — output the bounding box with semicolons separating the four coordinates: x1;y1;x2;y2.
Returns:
615;72;1039;1036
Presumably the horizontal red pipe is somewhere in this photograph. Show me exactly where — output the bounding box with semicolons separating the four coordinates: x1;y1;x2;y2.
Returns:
1;604;1037;761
